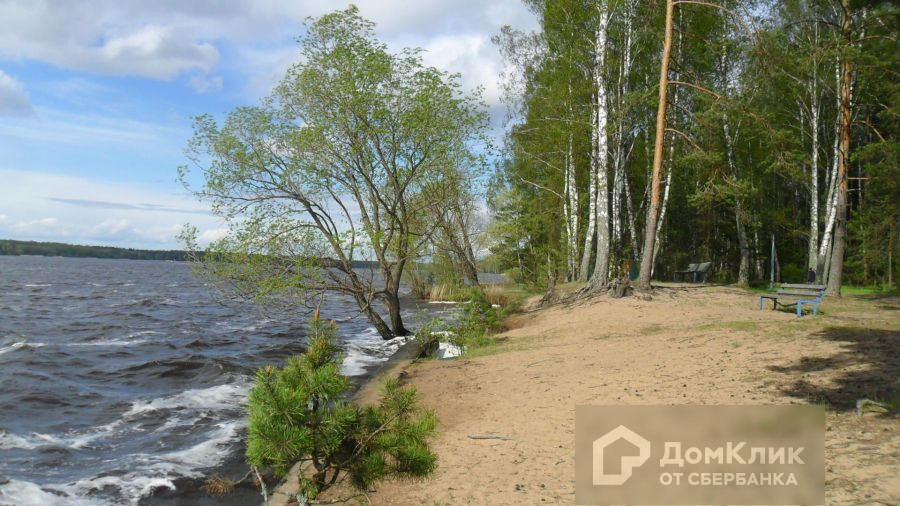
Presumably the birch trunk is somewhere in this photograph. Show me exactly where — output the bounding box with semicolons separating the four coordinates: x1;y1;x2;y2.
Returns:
564;131;579;281
807;78;820;270
579;106;598;282
805;19;822;271
589;3;611;288
827;0;853;297
816;58;844;282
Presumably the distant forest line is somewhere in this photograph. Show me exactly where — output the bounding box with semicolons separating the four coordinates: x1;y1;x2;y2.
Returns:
0;239;193;261
0;239;381;268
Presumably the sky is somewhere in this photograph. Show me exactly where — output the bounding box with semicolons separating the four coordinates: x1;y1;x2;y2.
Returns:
0;0;537;249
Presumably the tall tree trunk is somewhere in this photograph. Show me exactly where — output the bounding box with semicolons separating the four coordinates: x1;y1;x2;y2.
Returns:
723;114;750;285
579;109;598;282
610;1;633;257
807;83;820;270
827;0;853;297
651;13;681;275
589;4;611;288
816;61;842;282
453;207;480;286
564;131;579;281
720;26;750;286
652;147;674;273
807;21;821;271
385;269;409;336
638;0;675;290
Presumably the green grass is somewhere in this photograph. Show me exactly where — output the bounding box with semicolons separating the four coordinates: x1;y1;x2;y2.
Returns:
698;320;761;332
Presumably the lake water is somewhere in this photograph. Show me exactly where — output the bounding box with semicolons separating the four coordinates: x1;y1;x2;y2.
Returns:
0;256;457;505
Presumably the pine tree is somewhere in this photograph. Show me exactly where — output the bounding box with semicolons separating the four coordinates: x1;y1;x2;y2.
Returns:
245;311;437;501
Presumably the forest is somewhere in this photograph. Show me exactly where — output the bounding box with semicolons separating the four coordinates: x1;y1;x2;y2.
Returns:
0;239;192;261
183;2;896;343
488;0;897;292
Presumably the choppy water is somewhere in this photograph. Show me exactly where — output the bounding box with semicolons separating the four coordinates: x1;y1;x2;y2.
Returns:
0;256;456;505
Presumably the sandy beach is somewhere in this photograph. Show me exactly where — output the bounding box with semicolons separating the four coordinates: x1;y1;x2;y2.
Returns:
273;284;899;505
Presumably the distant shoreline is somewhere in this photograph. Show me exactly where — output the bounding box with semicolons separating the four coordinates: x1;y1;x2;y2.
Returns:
0;239;192;261
0;240;382;268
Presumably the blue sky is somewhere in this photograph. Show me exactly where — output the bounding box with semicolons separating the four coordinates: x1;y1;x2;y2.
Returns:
0;0;536;249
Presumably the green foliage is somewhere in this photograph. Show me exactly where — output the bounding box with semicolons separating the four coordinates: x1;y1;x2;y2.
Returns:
490;0;897;288
180;6;490;338
447;288;504;350
245;312;436;500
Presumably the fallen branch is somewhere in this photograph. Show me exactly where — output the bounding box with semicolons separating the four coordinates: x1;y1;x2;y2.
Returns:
468;434;513;440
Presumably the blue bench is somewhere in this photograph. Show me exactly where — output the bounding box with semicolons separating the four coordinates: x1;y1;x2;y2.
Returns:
758;283;826;317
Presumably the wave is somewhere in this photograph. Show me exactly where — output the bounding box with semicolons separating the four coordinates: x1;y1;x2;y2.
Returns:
340;328;411;376
0;479;98;506
124;383;249;418
0;341;45;356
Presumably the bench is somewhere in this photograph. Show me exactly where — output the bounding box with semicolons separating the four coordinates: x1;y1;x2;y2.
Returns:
674;261;712;283
758;284;826;317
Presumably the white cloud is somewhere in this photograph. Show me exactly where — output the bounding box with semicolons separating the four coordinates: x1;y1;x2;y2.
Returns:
0;169;223;249
198;227;228;243
0;1;536;99
0;107;185;148
0;70;33;116
187;73;224;94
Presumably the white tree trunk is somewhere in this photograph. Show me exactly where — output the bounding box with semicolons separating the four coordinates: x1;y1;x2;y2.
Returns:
816;61;842;281
579;106;598;282
564;131;579;281
589;4;610;287
807;82;820;270
806;20;822;271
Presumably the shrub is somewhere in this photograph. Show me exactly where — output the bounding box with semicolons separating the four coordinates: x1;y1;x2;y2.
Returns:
245;311;437;501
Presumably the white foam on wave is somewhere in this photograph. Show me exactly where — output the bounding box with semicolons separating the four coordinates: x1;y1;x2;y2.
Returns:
0;341;44;356
66;330;160;348
0;421;244;505
0;430;36;450
124;383;249;417
340;327;411;376
0;479;97;506
1;415;127;451
161;421;242;467
23;283;52;288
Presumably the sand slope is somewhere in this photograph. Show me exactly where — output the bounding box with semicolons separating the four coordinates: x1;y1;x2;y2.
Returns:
312;285;899;505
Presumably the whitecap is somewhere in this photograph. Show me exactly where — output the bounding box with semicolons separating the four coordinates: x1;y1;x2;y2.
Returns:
0;341;44;356
0;429;36;450
0;479;97;506
340;330;411;376
161;421;242;467
124;383;249;417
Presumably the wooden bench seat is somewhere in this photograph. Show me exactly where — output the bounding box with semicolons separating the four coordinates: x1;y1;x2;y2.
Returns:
759;283;826;316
